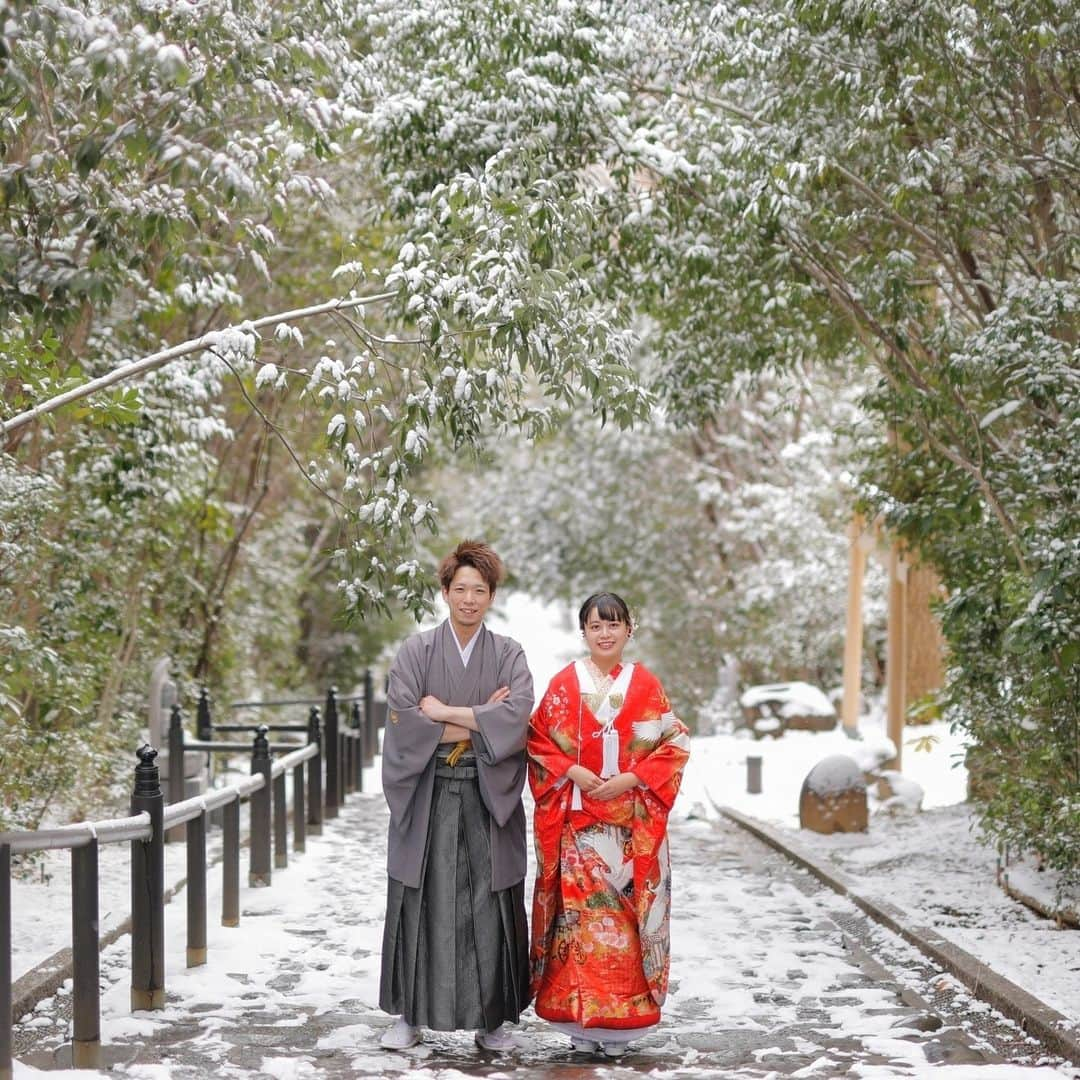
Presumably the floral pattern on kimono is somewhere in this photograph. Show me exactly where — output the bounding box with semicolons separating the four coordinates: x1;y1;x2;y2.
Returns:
528;661;690;1029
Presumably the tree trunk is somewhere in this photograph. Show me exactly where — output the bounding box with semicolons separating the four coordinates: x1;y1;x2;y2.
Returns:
903;561;946;724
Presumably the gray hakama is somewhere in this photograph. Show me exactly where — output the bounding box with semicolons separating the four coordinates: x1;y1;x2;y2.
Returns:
379;753;530;1030
378;621;533;1031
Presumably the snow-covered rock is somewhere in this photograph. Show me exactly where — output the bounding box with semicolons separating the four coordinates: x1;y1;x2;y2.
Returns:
848;733;896;774
875;769;924;815
739;681;838;735
799;754;868;833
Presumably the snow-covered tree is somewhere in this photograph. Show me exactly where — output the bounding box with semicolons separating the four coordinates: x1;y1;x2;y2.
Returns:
3;0;1076;875
0;0;645;825
358;0;1078;872
448;364;887;725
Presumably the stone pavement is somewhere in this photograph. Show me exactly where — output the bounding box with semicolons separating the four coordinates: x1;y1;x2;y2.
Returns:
13;795;1077;1078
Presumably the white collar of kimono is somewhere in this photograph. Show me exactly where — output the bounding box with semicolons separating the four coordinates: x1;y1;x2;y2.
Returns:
574;659;635;729
449;622;481;667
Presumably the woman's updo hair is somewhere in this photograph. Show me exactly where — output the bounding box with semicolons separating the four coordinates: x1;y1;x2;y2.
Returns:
578;592;632;632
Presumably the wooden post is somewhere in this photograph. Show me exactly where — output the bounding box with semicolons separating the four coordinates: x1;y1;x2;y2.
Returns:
363;669;377;766
840;512;869;737
746;756;762;794
885;542;908;771
293;762;306;853
351;701;364;792
273;771;287;869
903;561;946;721
324;686;340;819
196;687;213;742
166;705;184;843
343;727;354;796
306;707;323;837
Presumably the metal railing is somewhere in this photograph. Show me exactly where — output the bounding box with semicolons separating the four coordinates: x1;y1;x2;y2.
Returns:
195;677;383;814
0;683;382;1079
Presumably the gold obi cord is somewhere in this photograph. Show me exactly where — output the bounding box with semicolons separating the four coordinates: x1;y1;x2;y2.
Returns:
446;739;471;767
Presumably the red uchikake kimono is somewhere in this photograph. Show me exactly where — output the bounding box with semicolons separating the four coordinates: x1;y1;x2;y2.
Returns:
527;660;691;1032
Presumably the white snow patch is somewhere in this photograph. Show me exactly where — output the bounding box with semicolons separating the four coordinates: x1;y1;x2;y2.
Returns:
740;681;837;718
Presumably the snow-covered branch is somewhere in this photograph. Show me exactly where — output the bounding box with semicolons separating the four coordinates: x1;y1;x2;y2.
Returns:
2;293;394;438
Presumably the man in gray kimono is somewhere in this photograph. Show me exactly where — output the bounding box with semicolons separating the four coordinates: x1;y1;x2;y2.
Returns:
378;540;533;1052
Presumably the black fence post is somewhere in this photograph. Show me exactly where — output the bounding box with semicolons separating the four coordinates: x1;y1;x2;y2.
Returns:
1;842;11;1080
166;705;184;843
222;798;240;927
273;769;287;869
196;687;212;742
293;762;306;853
307;707;323;836
71;839;100;1067
343;721;354;797
186;809;207;967
351;701;364;792
324;686;340;819
131;745;165;1011
249;726;272;887
363;669;377;766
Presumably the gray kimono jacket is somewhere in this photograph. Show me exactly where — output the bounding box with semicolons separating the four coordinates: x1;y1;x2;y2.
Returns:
382;620;533;892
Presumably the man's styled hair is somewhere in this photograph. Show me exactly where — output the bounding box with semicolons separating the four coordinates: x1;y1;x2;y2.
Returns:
438;540;506;595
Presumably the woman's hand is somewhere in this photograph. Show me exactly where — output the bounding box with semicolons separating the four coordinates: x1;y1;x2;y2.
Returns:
566;764;602;793
588;772;639;800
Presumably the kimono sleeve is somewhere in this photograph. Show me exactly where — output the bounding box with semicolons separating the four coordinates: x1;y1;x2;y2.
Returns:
470;642;533;766
527;681;576;801
381;636;442;828
631;680;691;809
471;640;531;828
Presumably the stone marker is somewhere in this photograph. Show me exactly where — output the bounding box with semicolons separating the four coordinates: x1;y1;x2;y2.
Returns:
799;754;868;834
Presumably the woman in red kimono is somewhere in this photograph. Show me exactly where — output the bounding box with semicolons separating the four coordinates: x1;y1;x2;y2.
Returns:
528;592;690;1057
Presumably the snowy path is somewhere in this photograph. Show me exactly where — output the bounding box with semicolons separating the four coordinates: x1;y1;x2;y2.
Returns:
13;795;1076;1079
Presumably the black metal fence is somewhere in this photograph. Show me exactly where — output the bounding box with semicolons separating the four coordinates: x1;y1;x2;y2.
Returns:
0;681;384;1078
199;679;382;814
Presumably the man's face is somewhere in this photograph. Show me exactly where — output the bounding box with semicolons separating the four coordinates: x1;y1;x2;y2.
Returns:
443;565;494;633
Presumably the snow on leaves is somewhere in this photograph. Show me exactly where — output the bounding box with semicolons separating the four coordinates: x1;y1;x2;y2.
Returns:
3;0;1077;863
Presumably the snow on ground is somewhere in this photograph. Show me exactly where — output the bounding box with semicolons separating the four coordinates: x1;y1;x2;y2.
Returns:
795;803;1080;1023
9;592;1078;1064
12;752;1076;1078
11;825;207;984
10;763;252;983
681;715;1080;1027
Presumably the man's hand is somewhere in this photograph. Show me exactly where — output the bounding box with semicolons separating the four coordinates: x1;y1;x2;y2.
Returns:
487;685;510;704
566;764;602;793
588;772;639;800
419;694;451;722
420;695;479;730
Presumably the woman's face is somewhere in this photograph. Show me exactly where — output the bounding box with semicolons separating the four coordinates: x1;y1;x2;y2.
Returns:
582;606;631;669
